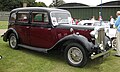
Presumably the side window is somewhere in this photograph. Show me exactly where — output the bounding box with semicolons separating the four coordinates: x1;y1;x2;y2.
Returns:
9;12;16;23
34;14;42;22
32;12;49;24
17;11;29;23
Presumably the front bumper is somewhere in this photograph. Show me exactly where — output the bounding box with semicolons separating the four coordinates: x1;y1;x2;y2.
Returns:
90;38;112;59
90;47;113;59
89;27;113;59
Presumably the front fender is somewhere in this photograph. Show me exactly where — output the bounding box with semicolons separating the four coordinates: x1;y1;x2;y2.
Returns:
54;34;94;52
3;28;19;42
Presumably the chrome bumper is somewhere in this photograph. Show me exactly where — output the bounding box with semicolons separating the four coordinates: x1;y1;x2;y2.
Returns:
91;48;113;59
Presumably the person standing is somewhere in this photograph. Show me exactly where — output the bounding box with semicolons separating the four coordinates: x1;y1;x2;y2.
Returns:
110;16;115;28
115;11;120;57
91;16;95;21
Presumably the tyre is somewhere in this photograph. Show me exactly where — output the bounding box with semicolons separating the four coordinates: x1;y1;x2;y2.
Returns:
9;33;18;49
112;38;116;48
64;43;88;67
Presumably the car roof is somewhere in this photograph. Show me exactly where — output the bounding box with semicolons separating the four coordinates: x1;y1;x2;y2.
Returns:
11;7;68;12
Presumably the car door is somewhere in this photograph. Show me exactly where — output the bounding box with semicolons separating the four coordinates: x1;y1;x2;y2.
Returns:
30;11;57;48
15;11;30;45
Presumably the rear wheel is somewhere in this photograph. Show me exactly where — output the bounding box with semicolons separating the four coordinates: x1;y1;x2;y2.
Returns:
9;33;18;49
64;43;88;67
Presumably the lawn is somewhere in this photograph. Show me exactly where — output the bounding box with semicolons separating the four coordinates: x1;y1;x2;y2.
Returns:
0;37;120;72
0;21;8;29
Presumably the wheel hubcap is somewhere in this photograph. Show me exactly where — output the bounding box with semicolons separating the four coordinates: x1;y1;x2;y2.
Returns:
68;47;83;64
112;39;116;48
10;36;17;48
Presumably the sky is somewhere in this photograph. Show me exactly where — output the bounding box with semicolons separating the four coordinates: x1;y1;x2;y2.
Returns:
35;0;117;6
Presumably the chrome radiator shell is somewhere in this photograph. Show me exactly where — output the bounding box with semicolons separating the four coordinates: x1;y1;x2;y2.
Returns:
95;28;105;49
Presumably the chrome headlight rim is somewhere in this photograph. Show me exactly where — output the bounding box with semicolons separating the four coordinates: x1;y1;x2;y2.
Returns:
90;30;98;39
105;28;109;36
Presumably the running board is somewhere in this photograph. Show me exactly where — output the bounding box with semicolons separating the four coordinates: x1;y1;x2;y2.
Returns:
18;44;48;53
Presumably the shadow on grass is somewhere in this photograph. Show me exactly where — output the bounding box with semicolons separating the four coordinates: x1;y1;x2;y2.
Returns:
19;47;66;62
19;47;106;67
3;43;109;69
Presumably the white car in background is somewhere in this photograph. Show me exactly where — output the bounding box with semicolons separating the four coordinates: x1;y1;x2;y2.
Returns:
78;20;117;47
78;20;99;26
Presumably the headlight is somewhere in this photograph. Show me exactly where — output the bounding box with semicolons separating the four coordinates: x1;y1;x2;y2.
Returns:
105;28;109;36
90;30;98;39
90;26;103;39
95;33;98;39
90;31;95;37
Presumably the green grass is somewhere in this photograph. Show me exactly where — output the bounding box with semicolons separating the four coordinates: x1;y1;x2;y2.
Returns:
0;37;120;72
0;21;8;29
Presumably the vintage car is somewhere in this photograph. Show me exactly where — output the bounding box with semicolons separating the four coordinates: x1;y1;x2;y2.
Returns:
3;7;112;67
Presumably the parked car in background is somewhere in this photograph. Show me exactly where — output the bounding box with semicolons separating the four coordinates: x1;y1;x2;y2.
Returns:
78;20;110;27
2;7;112;67
78;20;99;26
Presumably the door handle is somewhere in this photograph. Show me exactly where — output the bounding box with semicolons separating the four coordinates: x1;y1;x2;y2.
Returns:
48;28;51;30
26;26;30;29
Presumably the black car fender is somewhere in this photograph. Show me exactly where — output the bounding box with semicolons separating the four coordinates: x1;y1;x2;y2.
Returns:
3;28;19;42
52;34;94;52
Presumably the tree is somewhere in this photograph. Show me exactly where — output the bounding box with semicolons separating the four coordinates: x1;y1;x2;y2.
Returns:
35;2;47;7
0;0;36;11
21;0;36;7
49;0;65;7
0;0;21;11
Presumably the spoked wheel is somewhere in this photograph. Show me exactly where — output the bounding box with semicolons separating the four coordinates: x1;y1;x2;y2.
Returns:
64;43;88;67
9;33;18;49
112;38;116;48
68;47;83;64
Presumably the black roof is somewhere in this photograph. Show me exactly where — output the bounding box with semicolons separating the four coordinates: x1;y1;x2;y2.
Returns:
11;7;68;12
58;3;89;7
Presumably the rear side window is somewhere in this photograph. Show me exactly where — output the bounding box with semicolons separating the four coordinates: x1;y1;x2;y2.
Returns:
31;12;49;24
9;12;16;23
17;11;29;23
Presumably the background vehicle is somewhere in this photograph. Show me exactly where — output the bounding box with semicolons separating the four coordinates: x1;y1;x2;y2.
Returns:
3;7;112;67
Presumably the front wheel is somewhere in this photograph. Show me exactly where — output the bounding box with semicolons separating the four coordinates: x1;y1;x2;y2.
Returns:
9;33;18;49
64;43;88;67
112;38;116;48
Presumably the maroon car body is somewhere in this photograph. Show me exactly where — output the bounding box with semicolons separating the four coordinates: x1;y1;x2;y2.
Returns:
3;7;112;67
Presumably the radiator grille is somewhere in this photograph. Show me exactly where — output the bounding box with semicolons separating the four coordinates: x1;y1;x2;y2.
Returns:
96;28;105;48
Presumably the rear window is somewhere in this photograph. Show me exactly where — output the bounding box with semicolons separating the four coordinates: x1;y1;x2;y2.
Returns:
31;12;49;24
9;12;16;23
17;11;29;23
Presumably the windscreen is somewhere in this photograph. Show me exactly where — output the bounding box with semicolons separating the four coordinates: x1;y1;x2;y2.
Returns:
50;11;72;26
